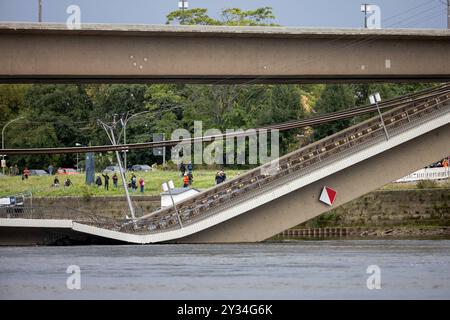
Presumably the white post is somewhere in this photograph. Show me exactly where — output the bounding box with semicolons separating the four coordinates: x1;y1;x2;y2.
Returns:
110;129;136;224
370;93;389;140
164;180;183;228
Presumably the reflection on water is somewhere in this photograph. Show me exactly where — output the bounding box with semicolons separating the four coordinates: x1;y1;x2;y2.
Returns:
0;240;449;299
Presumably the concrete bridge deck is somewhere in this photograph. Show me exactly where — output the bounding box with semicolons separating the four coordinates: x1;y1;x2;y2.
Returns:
1;23;449;83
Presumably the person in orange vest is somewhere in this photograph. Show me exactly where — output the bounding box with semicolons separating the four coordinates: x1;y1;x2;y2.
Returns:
23;167;30;179
443;158;449;168
183;173;189;188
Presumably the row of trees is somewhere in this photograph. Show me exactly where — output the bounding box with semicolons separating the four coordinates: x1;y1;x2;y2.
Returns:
0;81;433;170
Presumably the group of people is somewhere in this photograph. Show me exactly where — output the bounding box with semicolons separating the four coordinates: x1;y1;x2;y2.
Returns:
4;164;20;176
51;177;72;188
180;161;194;188
95;173;118;190
427;157;449;168
128;173;145;193
95;172;145;193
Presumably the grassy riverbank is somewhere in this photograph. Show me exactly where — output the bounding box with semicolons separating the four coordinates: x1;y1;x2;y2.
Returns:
0;169;246;197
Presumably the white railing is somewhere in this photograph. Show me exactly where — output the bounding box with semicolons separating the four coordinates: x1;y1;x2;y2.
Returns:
396;167;450;182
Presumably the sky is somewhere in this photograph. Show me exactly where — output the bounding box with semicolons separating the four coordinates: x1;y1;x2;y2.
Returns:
0;0;448;29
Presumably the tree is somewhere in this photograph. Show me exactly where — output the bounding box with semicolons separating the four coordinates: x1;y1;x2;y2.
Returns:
313;85;355;141
0;84;29;122
221;7;277;26
166;6;278;26
166;8;220;25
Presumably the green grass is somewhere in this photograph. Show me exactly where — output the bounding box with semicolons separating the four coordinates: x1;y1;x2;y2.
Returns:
381;181;450;191
0;170;247;198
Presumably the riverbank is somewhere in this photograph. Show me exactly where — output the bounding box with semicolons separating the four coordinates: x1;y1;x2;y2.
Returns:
0;169;245;197
276;225;450;240
279;185;450;240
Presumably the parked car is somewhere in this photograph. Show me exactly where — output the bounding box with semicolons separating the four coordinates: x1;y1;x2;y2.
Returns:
56;168;79;175
130;164;152;172
29;169;50;176
102;166;120;174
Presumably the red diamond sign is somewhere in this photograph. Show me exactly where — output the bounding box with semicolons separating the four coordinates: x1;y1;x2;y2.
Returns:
319;186;337;206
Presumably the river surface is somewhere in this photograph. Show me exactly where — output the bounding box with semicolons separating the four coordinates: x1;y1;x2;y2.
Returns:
0;240;449;299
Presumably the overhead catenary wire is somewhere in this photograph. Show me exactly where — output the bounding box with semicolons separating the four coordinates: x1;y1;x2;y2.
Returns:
2;84;449;156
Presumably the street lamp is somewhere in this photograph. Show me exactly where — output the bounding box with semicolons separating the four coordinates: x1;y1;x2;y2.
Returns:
75;143;84;172
120;110;152;171
361;3;370;28
38;0;42;22
1;116;25;175
178;0;189;24
369;92;389;140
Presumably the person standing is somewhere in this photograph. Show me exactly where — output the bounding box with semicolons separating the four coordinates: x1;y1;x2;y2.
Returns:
139;177;145;193
95;176;102;188
188;171;193;186
131;174;137;192
13;164;19;176
183;173;189;188
102;173;110;190
23;167;29;179
215;171;222;185
112;173;118;188
48;164;54;175
187;162;193;174
221;170;226;183
180;161;186;176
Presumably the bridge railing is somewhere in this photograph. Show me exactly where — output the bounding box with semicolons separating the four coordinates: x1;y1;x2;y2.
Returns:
121;90;450;234
0;205;124;229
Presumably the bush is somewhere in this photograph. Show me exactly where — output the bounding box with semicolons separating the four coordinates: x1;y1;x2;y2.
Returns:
416;180;438;189
81;185;93;201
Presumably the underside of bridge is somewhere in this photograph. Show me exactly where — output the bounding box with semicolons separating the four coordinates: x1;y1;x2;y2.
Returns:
1;24;450;84
177;123;450;243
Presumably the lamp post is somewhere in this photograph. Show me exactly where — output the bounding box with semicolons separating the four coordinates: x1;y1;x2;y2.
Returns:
120;110;152;171
369;92;389;140
75;143;85;172
2;116;25;175
38;0;42;22
361;3;370;28
447;0;450;29
178;0;189;24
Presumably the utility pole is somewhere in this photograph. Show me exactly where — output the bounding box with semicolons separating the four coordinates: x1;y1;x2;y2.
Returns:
361;3;369;28
447;0;450;29
98;116;136;225
38;0;42;22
